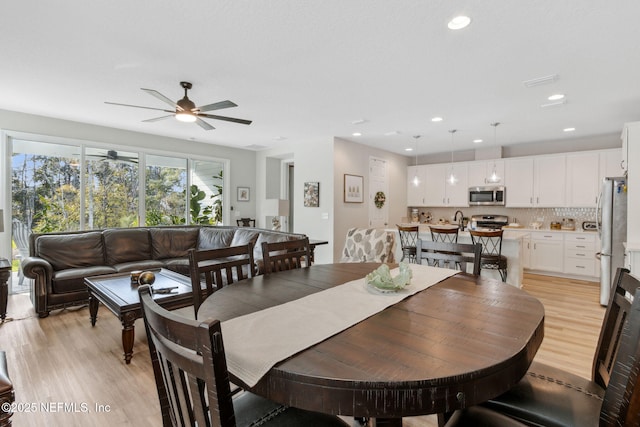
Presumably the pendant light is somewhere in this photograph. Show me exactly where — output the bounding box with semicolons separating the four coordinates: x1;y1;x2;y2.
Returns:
487;122;502;183
448;129;458;185
412;135;421;186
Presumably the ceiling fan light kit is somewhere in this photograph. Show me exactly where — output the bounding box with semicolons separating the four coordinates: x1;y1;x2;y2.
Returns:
106;81;251;130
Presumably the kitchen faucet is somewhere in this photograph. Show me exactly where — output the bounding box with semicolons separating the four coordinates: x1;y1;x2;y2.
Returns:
453;210;465;230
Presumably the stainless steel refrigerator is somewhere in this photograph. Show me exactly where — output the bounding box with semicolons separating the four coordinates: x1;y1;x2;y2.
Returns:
597;177;628;306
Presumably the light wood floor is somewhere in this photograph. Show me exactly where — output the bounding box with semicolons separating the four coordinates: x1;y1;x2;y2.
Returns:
1;273;604;427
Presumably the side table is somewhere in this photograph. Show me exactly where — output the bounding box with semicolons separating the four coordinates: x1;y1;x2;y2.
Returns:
0;259;10;322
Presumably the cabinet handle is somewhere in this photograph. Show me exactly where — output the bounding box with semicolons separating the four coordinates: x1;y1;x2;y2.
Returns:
534;243;537;250
577;253;585;257
576;237;586;240
576;245;586;248
576;265;585;269
537;197;539;204
621;160;626;170
530;197;533;204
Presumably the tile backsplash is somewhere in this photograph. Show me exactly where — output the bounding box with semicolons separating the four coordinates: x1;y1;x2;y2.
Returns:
407;206;596;229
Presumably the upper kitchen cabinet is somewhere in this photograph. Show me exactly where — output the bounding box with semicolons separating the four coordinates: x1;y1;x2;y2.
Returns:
424;163;468;207
599;148;624;182
566;152;600;207
505;155;565;207
407;165;427;206
468;160;505;187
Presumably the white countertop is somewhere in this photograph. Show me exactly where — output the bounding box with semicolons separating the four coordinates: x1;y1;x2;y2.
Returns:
395;223;599;239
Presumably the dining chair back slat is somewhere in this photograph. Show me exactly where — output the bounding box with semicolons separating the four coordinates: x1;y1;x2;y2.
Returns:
262;238;311;274
188;243;254;318
416;239;482;277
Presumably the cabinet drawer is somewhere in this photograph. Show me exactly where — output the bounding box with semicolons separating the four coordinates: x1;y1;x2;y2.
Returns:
565;241;595;251
564;260;596;276
565;233;596;243
531;232;563;241
566;249;596;259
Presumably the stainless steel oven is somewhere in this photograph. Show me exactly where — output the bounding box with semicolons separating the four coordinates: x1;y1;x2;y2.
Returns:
468;186;506;206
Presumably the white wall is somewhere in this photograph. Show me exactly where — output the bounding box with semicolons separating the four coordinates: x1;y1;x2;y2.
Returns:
255;139;334;264
333;138;410;261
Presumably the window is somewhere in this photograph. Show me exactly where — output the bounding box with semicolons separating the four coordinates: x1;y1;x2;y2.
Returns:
145;154;187;225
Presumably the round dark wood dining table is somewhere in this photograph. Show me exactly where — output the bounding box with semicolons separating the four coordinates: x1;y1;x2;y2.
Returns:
197;263;545;426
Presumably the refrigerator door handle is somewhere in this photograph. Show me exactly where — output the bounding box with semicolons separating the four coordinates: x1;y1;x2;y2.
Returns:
596;190;603;237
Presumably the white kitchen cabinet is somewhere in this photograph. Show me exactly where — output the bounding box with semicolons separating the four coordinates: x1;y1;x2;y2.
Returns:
530;232;564;272
468;160;505;187
505;155;565;207
564;233;598;277
535;155;566;206
407;165;427;206
566;152;600;207
505;158;535;206
424;163;468;207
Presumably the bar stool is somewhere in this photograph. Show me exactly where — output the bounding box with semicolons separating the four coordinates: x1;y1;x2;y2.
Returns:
396;224;419;263
469;229;508;282
429;225;459;243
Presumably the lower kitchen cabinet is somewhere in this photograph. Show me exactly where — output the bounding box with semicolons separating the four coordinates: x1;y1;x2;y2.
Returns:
564;233;598;277
530;232;564;273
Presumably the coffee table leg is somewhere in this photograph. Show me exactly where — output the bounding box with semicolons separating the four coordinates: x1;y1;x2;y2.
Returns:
121;312;137;364
89;294;99;326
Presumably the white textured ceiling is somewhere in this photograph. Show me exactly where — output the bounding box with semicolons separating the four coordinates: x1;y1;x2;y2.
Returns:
1;1;640;156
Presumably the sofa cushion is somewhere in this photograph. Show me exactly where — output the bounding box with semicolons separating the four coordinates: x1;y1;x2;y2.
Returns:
230;228;259;248
103;228;152;265
198;227;236;250
36;232;106;271
163;258;190;276
150;227;199;259
52;266;117;294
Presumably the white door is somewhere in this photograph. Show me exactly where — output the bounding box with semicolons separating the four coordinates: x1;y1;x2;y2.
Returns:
369;157;388;228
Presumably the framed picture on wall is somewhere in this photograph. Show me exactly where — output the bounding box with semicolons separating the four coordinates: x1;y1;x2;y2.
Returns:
237;187;250;202
344;174;364;203
304;182;320;207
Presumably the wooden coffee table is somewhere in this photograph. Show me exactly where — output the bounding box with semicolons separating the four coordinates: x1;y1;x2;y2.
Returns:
85;268;193;364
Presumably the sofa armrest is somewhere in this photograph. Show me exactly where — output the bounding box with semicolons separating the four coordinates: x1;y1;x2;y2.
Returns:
22;256;54;318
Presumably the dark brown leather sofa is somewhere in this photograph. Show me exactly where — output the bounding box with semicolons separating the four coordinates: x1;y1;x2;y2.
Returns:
22;226;305;318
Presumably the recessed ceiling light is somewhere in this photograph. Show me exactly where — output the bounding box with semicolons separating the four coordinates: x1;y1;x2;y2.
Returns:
548;94;565;101
384;130;400;136
540;99;567;108
351;119;368;125
448;16;471;30
405;147;413;152
563;127;576;132
473;139;483;144
352;132;362;136
431;116;443;122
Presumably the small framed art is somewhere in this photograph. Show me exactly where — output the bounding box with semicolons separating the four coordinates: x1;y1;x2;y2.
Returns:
344;174;364;203
237;187;250;202
304;182;320;207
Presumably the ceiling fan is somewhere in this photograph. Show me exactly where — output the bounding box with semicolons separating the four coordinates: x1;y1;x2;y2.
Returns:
84;150;138;163
105;81;252;130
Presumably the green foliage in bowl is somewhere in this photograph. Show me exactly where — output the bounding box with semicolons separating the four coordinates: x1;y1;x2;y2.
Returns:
365;263;412;291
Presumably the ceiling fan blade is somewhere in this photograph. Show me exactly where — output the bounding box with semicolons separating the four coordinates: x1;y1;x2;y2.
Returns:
198;113;252;125
142;115;175;123
196;118;215;130
141;88;181;110
105;101;172;113
197;100;237;112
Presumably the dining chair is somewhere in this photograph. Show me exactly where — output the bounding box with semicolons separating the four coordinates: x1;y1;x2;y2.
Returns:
416;239;482;276
262;237;311;274
188;243;255;318
469;229;507;282
138;285;349;427
236;218;256;227
340;228;396;263
396;224;419;263
429;225;459;243
443;276;640;427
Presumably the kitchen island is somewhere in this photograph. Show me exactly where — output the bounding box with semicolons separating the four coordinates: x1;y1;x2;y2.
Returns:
392;224;529;288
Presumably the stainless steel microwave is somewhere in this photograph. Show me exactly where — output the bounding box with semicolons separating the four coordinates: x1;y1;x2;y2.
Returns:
468;186;506;206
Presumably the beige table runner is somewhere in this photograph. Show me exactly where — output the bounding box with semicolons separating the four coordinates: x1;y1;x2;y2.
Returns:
221;264;457;387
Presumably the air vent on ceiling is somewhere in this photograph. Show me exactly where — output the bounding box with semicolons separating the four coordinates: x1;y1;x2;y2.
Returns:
523;74;559;88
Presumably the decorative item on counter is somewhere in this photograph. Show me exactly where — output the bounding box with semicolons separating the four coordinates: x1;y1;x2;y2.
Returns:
138;271;156;285
561;218;575;230
365;262;412;293
550;221;561;230
421;211;432;223
410;208;420;223
530;221;542;229
374;191;386;209
130;270;142;285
